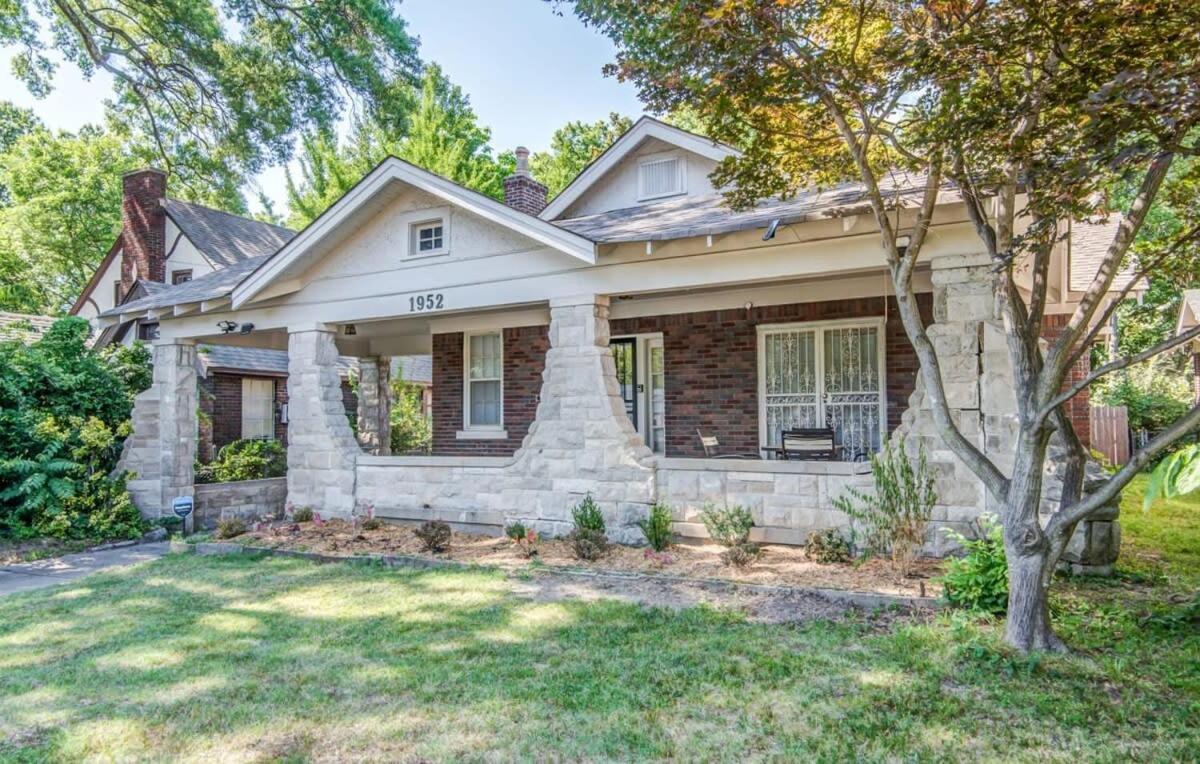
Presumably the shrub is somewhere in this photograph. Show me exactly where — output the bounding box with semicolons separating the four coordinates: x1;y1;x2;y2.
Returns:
569;528;608;561
505;521;540;558
361;517;383;531
390;378;432;454
698;504;754;547
415;520;452;553
1096;360;1192;432
571;494;605;533
215;517;247;539
940;515;1008;613
832;438;936;577
637;502;674;551
292;506;314;523
722;541;763;568
208;439;287;483
805;528;852;564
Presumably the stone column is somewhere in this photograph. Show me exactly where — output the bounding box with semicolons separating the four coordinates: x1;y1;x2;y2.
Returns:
508;295;655;543
287;326;359;518
118;340;198;519
355;356;392;456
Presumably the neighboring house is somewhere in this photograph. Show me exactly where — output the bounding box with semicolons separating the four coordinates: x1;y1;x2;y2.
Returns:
395;355;434;417
0;312;56;344
100;118;1136;568
1178;289;1200;404
70;170;359;460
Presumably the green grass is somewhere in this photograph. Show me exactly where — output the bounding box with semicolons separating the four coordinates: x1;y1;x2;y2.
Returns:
0;481;1197;761
1118;473;1200;582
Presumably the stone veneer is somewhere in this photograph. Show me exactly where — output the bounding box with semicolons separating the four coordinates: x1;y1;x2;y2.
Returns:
355;356;392;456
194;477;287;529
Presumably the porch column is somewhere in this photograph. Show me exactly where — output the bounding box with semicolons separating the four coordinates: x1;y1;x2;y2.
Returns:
355;356;392;456
118;340;198;519
510;294;655;543
287;325;359;518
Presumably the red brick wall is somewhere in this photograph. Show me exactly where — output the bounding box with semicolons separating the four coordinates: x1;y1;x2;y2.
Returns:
611;294;934;457
1040;314;1092;449
120;169;167;292
1193;351;1200;405
431;326;549;456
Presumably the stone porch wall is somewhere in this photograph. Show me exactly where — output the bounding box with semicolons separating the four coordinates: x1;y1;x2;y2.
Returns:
194;477;287;530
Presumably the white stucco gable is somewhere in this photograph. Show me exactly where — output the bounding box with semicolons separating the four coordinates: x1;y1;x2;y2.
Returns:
232;156;596;308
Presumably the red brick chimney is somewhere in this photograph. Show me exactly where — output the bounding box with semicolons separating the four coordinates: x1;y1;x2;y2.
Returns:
120;168;167;297
503;147;548;216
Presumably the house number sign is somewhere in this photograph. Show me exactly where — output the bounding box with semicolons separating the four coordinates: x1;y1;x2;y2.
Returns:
409;293;445;312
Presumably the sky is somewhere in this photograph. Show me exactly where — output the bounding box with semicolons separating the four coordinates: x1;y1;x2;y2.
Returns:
0;0;648;215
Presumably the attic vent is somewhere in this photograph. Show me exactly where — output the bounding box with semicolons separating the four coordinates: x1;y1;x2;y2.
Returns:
638;156;684;200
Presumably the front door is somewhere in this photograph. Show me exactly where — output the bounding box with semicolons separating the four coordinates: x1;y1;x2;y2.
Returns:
611;337;638;426
610;335;665;454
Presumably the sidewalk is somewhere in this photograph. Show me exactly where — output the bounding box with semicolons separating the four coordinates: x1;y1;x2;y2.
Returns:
0;542;169;597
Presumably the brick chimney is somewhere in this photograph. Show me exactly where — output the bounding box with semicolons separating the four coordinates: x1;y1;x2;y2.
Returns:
503;147;548;216
120;168;167;297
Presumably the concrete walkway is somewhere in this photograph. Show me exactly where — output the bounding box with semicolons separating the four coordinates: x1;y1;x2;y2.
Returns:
0;542;169;597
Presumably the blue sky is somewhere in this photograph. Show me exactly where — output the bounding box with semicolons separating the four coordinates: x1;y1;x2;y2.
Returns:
0;0;648;214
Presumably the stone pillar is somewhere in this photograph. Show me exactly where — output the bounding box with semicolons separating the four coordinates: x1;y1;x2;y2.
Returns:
287;326;359;518
118;340;198;519
355;356;392;456
507;295;655;543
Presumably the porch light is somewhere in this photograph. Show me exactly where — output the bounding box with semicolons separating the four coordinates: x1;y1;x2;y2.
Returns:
762;218;781;241
217;320;237;334
239;323;255;335
344;324;357;336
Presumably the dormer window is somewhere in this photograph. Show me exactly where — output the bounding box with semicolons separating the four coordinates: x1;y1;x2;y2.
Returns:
637;154;685;200
410;219;447;257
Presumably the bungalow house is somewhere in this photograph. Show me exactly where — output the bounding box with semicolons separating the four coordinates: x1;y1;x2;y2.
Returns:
98;117;1131;568
1178;289;1200;404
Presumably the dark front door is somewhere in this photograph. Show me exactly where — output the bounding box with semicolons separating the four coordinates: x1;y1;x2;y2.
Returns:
611;337;638;427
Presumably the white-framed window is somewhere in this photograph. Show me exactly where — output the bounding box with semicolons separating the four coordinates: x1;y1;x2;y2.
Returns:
757;318;886;459
409;218;447;257
241;378;276;440
464;331;503;430
637;153;685;200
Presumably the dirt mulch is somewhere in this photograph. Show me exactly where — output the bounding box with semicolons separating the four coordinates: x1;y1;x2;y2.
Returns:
237;519;944;599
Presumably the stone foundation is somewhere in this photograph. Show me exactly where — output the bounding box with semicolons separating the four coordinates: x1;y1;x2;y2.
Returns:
194;477;287;530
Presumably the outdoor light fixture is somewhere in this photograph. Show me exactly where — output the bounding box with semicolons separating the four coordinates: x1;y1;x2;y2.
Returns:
762;218;781;241
239;323;255;335
343;323;357;336
895;233;912;255
217;320;237;334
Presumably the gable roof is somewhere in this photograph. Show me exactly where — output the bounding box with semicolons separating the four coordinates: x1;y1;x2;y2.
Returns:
539;116;740;221
100;254;269;318
1067;215;1144;293
163;199;295;268
231;156;597;309
1177;289;1200;335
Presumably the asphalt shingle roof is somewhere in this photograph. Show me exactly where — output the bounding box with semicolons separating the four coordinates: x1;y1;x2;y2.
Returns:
395;355;432;385
198;345;357;377
1067;215;1142;293
163;199;295;268
102;254;270;317
0;312;57;343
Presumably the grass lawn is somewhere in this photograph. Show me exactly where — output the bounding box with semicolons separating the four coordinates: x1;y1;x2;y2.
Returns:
0;488;1197;761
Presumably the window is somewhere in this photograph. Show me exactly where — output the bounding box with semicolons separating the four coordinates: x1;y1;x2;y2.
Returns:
757;320;885;459
637;155;684;200
137;322;159;341
410;219;446;256
465;332;502;429
172;269;193;285
113;281;123;305
241;378;275;440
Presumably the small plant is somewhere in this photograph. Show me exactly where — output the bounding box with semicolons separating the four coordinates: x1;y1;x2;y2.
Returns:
415;520;452;553
940;514;1008;614
569;528;608;561
832;438;936;577
643;548;675;568
215;517;247;539
722;541;763;568
505;521;540;558
805;528;852;564
698;504;755;547
292;506;314;523
637;502;674;551
208;438;287;483
571;494;606;533
362;517;383;531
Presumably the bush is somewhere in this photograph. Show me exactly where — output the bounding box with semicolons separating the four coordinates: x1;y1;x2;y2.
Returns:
698;504;754;547
415;520;452;553
832;438;936;577
637;502;674;551
569;527;608;561
292;506;314;523
940;515;1008;613
207;439;286;483
721;541;763;568
1096;361;1192;432
805;528;852;564
361;517;383;531
571;494;606;533
505;521;540;558
390;378;432;454
215;517;247;539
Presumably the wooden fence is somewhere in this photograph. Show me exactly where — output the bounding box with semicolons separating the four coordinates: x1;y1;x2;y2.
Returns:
1090;405;1130;466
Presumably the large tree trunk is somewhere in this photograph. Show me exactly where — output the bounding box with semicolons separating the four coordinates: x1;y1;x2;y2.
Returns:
1003;542;1068;653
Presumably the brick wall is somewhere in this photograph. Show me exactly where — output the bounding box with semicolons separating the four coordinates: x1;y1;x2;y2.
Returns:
1040;314;1092;448
431;326;549;455
120;169;167;293
611;294;934;457
1194;352;1200;405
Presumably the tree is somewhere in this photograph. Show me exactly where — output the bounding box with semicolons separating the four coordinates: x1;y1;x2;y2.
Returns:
2;0;420;186
530;113;632;198
565;0;1200;651
286;66;511;228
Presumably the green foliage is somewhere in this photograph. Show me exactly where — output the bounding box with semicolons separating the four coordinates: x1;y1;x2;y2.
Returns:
206;439;287;483
721;541;763;568
361;517;383;531
568;528;609;561
940;516;1009;614
1144;444;1200;511
215;518;247;540
390;378;431;455
505;521;540;558
292;506;314;523
805;528;852;564
833;440;937;577
530;113;633;198
1095;361;1193;433
637;502;674;552
414;520;452;553
698;504;754;547
571;494;606;533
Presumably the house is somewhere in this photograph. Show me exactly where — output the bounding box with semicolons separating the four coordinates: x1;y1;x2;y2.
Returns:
1178;289;1200;404
69;170;360;460
0;312;57;344
99;117;1132;567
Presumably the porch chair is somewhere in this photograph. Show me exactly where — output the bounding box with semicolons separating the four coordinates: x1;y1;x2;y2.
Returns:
696;430;759;459
780;427;840;461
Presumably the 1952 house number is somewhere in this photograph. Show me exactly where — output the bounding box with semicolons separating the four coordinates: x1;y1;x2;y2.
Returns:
409;293;444;312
